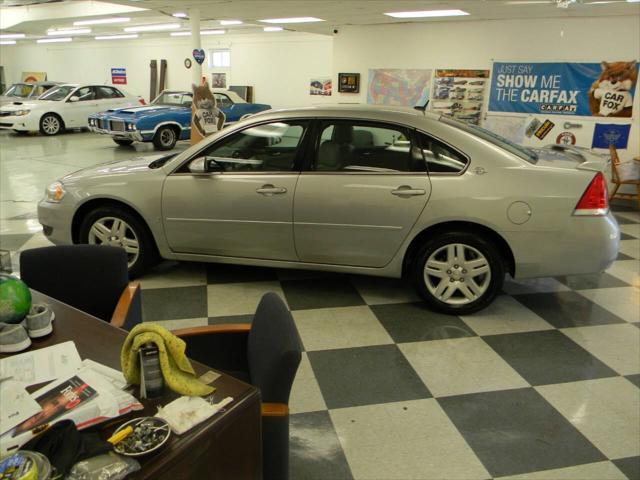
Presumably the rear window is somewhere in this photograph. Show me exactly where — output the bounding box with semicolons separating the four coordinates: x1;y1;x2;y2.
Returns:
441;116;538;164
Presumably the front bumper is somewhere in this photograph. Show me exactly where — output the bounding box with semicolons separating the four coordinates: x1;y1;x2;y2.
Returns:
0;114;35;131
88;125;143;141
37;198;75;245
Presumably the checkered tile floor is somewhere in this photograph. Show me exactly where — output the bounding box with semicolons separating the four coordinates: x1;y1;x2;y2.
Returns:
2;205;639;480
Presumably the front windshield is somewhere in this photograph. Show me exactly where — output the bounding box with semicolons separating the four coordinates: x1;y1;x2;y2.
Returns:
441;116;538;163
39;85;75;101
153;92;192;107
4;84;34;98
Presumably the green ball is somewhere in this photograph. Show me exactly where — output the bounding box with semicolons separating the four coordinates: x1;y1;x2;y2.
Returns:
0;273;32;324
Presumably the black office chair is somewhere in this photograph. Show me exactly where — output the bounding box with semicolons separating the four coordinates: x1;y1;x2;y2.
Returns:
20;245;142;330
173;292;302;480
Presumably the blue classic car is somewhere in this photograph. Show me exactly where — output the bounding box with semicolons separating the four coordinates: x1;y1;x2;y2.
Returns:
88;89;271;150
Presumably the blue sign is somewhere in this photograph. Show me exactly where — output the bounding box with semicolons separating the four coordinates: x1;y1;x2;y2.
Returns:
192;49;205;65
489;61;638;117
592;123;631;149
111;67;126;85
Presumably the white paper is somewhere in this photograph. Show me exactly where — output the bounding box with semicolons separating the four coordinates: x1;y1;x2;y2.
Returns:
81;359;127;390
0;341;82;386
0;380;41;435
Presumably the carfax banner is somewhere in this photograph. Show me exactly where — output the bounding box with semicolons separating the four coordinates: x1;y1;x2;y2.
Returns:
488;61;638;117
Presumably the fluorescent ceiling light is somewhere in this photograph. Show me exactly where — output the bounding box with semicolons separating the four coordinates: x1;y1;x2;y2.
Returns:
220;20;242;25
74;17;130;26
172;12;188;18
627;0;640;3
124;23;181;32
170;29;225;36
95;34;139;40
260;17;324;23
37;37;72;43
263;26;283;32
0;40;17;45
48;28;91;36
384;9;469;18
0;33;25;39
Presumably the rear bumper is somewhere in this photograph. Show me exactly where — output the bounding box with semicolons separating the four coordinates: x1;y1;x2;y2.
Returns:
508;212;620;279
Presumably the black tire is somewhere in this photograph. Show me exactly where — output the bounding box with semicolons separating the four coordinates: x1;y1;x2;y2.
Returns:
78;206;158;278
39;113;64;136
113;138;134;146
152;126;177;150
411;231;505;315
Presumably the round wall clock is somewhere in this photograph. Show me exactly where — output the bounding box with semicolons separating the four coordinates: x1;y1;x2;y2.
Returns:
184;58;192;69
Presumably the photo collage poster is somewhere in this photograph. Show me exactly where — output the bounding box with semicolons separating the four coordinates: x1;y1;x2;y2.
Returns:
430;69;490;125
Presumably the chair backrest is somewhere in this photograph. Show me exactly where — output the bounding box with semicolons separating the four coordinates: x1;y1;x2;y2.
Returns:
610;144;621;183
247;293;302;404
20;245;129;322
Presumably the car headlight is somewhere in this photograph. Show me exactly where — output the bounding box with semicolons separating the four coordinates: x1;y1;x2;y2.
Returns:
89;118;96;126
126;123;136;131
44;181;66;203
13;109;30;116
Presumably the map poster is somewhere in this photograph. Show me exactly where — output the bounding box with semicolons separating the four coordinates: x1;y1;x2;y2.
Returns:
367;69;431;106
430;69;490;125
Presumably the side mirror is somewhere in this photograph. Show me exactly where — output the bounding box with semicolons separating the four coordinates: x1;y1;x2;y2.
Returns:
188;157;222;174
69;96;80;102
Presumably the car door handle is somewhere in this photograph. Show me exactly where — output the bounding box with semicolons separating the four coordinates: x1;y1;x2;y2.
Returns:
391;186;426;197
256;184;287;196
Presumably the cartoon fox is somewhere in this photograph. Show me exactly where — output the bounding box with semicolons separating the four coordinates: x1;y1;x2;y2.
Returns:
588;61;637;117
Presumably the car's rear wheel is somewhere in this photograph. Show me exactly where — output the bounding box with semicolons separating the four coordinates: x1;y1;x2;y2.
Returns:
153;126;177;150
78;206;156;278
412;231;504;315
113;138;134;146
39;113;64;136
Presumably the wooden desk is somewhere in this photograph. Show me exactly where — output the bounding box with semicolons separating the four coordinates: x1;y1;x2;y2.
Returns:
1;291;262;480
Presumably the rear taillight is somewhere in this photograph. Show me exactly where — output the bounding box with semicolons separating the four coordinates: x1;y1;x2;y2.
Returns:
138;98;146;105
573;172;609;216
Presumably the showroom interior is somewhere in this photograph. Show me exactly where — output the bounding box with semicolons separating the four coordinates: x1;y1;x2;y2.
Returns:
0;0;639;479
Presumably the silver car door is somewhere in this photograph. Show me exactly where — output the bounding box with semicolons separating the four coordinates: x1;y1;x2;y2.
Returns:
162;120;309;260
294;121;431;268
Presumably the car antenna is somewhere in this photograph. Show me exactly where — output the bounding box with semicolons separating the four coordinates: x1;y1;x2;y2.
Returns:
414;100;429;114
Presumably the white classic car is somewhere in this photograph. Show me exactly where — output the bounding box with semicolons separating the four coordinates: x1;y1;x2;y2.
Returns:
0;84;142;135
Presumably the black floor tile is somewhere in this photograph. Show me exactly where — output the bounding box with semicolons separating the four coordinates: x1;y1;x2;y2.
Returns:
281;276;365;311
483;330;618;386
205;263;278;284
618;252;635;261
625;374;640;388
613;456;640;480
308;344;430;409
437;388;606;478
141;285;207;321
208;313;254;325
621;232;638;240
615;215;636;225
0;233;33;251
290;411;353;480
513;291;625;328
555;273;630;290
371;302;475;343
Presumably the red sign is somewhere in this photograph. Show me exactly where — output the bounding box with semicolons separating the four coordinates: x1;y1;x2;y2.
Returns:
111;68;127;85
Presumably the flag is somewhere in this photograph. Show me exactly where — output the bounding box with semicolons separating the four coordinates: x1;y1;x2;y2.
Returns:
591;123;631;149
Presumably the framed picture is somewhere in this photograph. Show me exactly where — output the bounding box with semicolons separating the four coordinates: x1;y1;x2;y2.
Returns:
211;73;227;89
338;73;360;93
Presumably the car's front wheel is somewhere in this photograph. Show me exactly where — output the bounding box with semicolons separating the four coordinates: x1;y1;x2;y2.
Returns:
412;232;504;315
78;206;156;278
153;126;177;150
113;138;134;146
39;113;64;136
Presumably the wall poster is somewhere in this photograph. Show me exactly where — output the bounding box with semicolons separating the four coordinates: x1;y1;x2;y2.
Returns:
430;69;490;125
21;72;46;83
489;61;638;117
367;69;431;106
338;73;360;93
111;68;127;85
310;77;332;96
211;73;227;89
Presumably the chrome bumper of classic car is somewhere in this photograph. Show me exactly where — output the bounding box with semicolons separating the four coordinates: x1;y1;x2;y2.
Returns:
88;125;143;141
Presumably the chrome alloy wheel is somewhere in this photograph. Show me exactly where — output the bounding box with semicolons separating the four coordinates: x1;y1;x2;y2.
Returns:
87;216;140;267
42;115;60;135
159;128;175;147
423;243;491;305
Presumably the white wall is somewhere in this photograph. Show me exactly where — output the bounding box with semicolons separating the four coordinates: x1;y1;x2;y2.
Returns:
0;31;333;108
332;16;640;159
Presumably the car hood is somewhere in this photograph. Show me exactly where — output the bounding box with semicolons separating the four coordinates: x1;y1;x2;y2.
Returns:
62;153;174;182
104;105;186;116
0;100;50;111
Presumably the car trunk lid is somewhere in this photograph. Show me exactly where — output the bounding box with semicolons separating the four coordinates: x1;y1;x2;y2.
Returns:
531;145;608;173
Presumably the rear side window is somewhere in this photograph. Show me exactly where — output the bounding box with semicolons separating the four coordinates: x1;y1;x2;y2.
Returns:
416;131;469;173
96;86;124;99
314;121;426;173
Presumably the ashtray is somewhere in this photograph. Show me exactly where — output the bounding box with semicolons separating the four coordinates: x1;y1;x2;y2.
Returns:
112;417;171;457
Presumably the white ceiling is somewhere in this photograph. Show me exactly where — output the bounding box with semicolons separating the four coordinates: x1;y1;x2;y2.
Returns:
1;0;639;40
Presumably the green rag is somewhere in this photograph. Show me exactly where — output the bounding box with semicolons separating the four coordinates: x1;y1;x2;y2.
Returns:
121;323;214;396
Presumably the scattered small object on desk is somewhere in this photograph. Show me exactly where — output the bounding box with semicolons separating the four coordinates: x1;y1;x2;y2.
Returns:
0;450;51;480
111;417;170;457
156;395;234;435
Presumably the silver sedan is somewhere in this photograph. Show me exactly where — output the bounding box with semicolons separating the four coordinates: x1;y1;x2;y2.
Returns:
38;106;619;314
